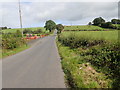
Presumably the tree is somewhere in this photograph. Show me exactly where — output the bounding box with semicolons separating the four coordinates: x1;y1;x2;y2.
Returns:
93;17;105;26
56;24;64;34
4;26;7;29
117;19;120;24
88;22;92;26
101;22;112;28
44;20;56;32
111;19;118;24
111;19;120;24
1;26;7;30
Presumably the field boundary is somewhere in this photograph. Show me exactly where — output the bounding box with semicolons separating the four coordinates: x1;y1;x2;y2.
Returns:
64;29;116;31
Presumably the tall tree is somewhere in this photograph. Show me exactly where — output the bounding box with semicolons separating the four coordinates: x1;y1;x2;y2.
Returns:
56;24;64;34
44;20;56;32
93;17;105;26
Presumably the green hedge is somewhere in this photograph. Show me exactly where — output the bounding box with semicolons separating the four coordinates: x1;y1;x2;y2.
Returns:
58;34;106;48
2;31;26;49
58;33;120;87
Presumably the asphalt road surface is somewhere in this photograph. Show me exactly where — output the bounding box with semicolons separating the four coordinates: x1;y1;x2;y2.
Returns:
2;33;66;88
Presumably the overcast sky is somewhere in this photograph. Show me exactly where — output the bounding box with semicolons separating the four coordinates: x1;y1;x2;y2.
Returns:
0;0;119;28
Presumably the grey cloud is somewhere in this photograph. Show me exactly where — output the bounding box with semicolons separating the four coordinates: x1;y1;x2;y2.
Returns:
1;2;118;28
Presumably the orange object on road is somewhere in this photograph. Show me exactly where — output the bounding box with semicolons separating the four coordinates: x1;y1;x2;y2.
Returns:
30;37;35;39
25;34;48;40
34;35;38;39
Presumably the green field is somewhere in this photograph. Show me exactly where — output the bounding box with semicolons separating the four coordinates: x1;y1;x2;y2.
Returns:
61;30;118;42
64;25;117;31
0;27;46;33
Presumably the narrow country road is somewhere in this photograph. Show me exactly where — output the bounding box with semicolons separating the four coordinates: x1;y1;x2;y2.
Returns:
2;32;66;88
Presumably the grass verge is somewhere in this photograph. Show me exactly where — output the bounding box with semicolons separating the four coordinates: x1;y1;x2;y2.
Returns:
57;41;112;88
1;45;30;59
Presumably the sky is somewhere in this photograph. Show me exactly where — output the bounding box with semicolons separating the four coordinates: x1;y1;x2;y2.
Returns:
0;0;119;28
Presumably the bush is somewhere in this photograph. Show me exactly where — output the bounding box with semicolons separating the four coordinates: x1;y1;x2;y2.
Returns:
23;29;42;34
2;33;26;49
58;33;105;48
23;29;32;34
82;42;120;76
111;19;120;24
111;25;120;30
101;22;113;28
15;30;22;37
58;32;120;87
32;29;42;34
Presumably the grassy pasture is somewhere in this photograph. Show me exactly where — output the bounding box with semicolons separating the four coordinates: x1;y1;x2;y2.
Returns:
0;27;46;33
64;25;117;31
62;30;118;42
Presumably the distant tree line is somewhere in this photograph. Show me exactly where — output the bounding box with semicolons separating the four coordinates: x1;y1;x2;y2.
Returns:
88;17;120;30
0;26;11;30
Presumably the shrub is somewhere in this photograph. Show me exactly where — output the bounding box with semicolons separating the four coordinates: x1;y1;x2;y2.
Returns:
15;30;22;37
111;19;120;24
2;33;26;49
101;22;113;28
58;33;105;48
32;29;42;34
58;32;120;87
23;29;42;34
23;29;32;34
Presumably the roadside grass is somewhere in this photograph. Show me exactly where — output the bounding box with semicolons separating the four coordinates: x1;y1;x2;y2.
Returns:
1;44;30;59
57;30;119;88
64;25;118;31
57;42;112;88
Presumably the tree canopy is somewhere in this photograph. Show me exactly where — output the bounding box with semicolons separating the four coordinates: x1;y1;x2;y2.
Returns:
44;20;56;32
88;22;92;25
56;24;64;34
111;19;120;24
93;17;105;26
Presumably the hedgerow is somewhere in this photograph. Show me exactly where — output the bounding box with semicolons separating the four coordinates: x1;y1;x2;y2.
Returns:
2;31;26;49
58;32;120;88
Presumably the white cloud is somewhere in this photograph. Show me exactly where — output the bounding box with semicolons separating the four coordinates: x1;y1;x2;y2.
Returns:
0;1;118;28
0;0;119;2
